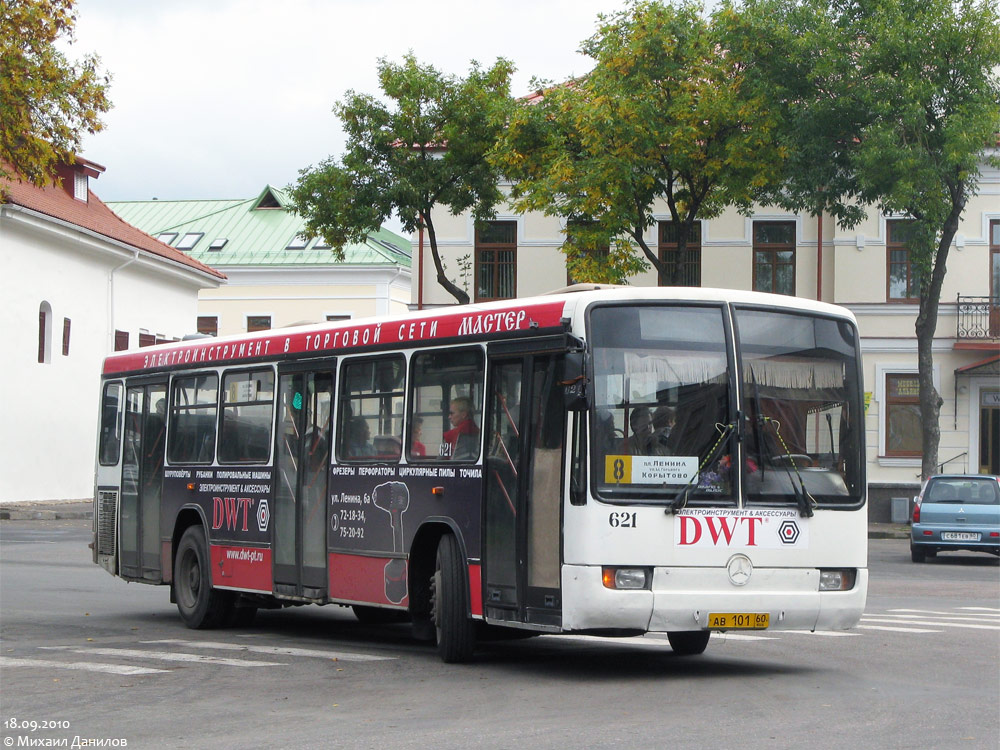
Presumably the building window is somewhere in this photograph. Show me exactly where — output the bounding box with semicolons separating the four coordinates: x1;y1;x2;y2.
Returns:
197;316;218;336
753;221;796;295
62;318;71;356
286;234;309;250
887;220;919;302
564;220;610;286
73;172;88;202
885;373;922;456
208;238;228;252
990;220;999;303
658;221;701;286
326;314;351;322
38;302;52;363
114;330;129;351
138;332;156;347
157;233;178;245
247;316;271;332
476;221;517;302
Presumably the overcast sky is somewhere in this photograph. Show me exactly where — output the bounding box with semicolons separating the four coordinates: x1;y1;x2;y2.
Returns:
72;0;624;227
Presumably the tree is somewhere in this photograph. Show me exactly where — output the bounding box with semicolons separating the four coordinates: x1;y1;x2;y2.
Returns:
723;0;1000;478
0;0;111;187
493;0;784;284
291;54;514;305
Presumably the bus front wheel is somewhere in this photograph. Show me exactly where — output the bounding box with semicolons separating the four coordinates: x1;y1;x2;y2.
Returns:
174;526;232;629
431;534;475;663
667;630;711;656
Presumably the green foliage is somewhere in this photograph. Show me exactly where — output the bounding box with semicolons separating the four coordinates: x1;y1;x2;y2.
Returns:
494;0;784;284
291;53;514;304
0;0;111;187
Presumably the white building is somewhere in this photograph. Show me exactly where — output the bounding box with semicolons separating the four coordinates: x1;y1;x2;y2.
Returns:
0;158;224;502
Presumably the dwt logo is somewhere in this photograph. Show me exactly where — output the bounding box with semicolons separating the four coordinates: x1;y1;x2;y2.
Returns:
212;497;255;532
677;515;764;547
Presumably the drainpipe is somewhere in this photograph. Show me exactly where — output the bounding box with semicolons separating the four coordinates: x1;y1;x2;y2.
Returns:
417;225;424;310
109;251;139;353
816;213;823;302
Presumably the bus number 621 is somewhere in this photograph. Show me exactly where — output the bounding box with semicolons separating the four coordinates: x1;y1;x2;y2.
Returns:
609;511;637;528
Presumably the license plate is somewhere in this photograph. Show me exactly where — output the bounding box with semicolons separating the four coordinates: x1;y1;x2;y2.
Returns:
708;612;770;629
941;531;980;541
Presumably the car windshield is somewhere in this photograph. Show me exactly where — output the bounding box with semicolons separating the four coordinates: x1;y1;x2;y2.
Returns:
736;308;864;506
925;478;1000;505
589;304;735;503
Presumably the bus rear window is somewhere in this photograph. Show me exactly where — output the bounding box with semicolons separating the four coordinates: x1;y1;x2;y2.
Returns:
168;373;219;464
219;369;274;464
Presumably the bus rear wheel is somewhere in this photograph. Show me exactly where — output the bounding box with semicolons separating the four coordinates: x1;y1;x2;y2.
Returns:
174;526;232;629
667;630;711;656
431;534;475;663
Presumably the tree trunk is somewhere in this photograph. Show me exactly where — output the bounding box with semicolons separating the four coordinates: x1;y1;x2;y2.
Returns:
916;204;963;479
422;213;470;305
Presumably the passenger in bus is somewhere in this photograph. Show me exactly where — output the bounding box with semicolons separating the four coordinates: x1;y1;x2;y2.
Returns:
625;407;654;455
410;417;426;457
651;406;675;456
443;396;479;460
346;416;375;458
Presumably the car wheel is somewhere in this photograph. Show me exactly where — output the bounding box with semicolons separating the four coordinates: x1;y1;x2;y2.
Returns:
667;630;710;656
910;544;927;563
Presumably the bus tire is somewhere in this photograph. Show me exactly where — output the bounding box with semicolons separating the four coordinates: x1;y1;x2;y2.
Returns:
174;525;231;629
432;534;475;663
667;630;711;656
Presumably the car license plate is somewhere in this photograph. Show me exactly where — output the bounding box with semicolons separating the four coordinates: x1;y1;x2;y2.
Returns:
941;531;980;541
708;613;769;629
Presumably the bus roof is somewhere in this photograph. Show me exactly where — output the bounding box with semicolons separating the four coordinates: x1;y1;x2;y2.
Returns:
102;287;857;377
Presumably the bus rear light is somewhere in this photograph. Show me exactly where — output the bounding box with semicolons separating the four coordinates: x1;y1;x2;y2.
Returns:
602;567;650;590
818;569;856;591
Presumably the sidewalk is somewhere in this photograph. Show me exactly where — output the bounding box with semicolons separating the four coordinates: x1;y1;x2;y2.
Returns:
0;499;913;538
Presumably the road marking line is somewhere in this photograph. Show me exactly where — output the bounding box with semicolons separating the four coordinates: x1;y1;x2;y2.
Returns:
957;607;1000;613
888;609;1000;618
40;647;283;667
874;613;998;623
782;630;860;637
857;625;942;634
861;618;1000;631
142;639;394;662
0;656;166;675
709;633;777;641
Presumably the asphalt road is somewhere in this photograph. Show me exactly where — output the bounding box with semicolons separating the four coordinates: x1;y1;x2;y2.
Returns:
1;518;997;750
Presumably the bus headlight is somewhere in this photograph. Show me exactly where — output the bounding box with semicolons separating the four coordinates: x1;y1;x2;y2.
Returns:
818;569;857;591
602;567;650;590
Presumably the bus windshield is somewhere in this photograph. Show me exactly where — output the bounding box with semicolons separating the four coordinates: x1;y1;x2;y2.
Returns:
590;304;735;503
736;308;863;505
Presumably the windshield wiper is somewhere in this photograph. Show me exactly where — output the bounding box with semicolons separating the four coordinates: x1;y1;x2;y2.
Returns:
664;421;736;515
760;415;817;518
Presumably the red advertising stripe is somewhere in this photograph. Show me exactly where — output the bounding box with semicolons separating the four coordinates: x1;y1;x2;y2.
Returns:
468;563;483;617
210;545;272;592
104;300;567;375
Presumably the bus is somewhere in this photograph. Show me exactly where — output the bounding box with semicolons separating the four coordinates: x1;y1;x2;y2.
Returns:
93;286;868;662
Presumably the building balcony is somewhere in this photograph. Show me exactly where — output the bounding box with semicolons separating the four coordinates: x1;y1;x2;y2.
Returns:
956;295;999;346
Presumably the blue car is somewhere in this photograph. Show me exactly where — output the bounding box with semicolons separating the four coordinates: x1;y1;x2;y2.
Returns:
910;474;1000;562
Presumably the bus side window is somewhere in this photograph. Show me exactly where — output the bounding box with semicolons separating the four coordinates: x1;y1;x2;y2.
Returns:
99;382;124;465
338;356;405;462
168;373;219;464
218;369;275;464
408;348;484;462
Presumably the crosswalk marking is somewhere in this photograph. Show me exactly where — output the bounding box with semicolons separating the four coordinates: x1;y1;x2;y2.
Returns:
0;656;167;675
40;646;283;667
887;609;1000;619
957;606;1000;613
783;630;860;637
143;639;394;662
860;617;1000;632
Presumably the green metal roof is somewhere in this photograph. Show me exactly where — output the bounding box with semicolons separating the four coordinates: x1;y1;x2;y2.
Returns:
107;186;411;268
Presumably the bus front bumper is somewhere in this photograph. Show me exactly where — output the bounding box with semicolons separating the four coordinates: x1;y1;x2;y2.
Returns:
561;564;868;633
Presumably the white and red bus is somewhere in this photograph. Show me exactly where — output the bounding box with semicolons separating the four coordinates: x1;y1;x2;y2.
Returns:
93;286;867;661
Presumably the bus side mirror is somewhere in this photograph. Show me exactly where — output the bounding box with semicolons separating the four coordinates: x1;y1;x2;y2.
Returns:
560;351;589;411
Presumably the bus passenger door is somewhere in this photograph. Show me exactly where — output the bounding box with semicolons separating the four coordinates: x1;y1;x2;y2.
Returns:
273;367;334;599
120;379;167;581
483;353;564;628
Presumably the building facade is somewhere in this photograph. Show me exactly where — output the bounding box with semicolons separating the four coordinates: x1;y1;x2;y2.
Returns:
1;159;224;502
109;186;411;338
411;153;1000;517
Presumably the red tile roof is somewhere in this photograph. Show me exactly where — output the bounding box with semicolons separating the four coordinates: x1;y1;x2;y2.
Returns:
1;161;225;281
